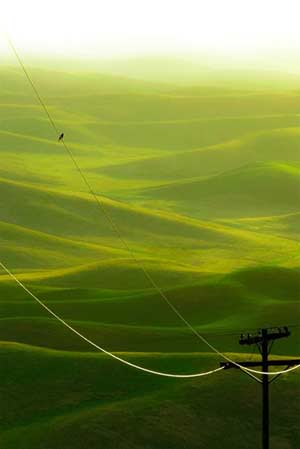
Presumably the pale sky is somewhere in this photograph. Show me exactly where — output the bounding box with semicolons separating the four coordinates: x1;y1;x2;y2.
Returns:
1;0;300;61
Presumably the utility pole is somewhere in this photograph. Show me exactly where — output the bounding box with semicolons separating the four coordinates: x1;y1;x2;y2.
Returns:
261;328;270;449
220;327;300;449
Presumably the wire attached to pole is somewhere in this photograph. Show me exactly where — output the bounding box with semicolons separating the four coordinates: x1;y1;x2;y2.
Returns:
1;262;299;377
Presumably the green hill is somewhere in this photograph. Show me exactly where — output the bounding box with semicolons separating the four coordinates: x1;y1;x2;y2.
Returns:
0;220;125;270
4;174;298;273
140;162;300;218
230;212;300;240
0;66;168;97
1;62;300;449
1;264;299;354
0;343;299;449
98;128;300;182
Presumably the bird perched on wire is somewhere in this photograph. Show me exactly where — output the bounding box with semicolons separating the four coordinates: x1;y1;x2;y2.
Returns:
58;132;64;141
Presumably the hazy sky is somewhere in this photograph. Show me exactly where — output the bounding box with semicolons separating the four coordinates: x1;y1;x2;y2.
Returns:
1;0;300;62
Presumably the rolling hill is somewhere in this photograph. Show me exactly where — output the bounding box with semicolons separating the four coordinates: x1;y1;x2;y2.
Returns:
0;343;299;449
140;162;300;218
3;173;299;274
1;62;299;449
97;127;300;182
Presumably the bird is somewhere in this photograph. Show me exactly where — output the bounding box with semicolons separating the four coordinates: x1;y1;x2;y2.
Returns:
58;132;64;141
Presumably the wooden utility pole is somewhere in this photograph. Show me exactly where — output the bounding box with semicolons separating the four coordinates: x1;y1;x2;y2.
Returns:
220;327;300;449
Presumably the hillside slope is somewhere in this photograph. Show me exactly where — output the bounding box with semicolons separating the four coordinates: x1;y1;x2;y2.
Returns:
140;162;300;218
0;343;299;449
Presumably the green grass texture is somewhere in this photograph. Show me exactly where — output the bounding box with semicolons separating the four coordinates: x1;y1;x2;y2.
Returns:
0;62;299;448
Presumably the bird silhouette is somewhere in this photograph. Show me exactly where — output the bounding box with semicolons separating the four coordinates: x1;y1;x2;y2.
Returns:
58;133;64;141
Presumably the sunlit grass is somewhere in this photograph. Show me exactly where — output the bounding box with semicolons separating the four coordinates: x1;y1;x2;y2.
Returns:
1;64;300;449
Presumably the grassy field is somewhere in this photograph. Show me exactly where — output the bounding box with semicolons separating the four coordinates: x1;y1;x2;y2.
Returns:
0;60;299;448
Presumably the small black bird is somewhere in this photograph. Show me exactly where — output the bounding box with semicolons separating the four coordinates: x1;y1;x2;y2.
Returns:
58;133;64;141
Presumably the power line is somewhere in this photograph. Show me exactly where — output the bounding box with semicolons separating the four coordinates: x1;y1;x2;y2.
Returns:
0;261;224;379
1;261;299;378
3;33;299;378
3;31;255;374
5;33;59;136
